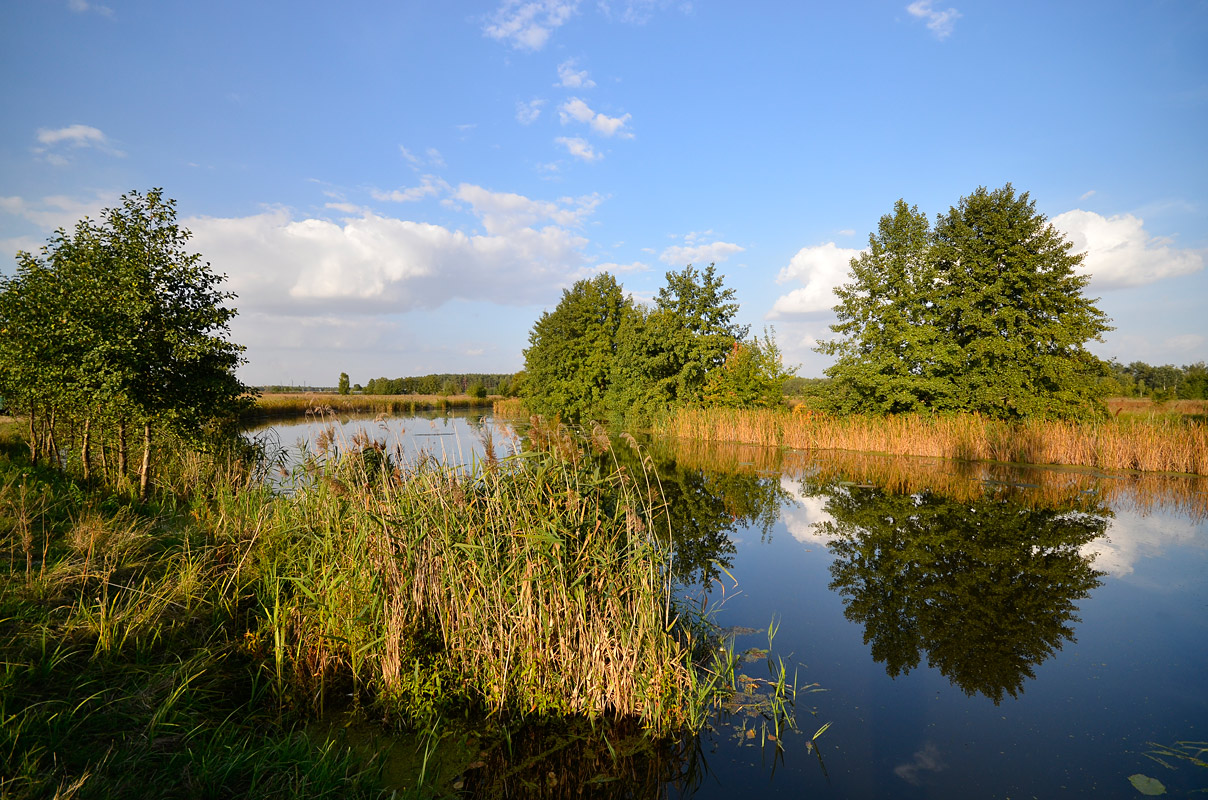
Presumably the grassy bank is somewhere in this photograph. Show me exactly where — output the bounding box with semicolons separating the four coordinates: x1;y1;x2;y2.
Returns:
249;393;497;422
658;407;1208;475
0;420;732;798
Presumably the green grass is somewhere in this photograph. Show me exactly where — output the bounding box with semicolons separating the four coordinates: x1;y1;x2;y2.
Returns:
0;416;735;798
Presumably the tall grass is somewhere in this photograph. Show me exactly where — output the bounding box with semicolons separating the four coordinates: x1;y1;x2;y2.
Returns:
0;414;734;797
659;434;1208;521
259;417;712;731
249;392;496;421
660;407;1208;476
491;397;529;418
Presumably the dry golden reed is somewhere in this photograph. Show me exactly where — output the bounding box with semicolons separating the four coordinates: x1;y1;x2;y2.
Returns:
658;436;1208;521
251;392;493;419
659;408;1208;476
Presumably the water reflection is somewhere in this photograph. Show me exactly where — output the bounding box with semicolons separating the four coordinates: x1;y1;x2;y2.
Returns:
802;482;1108;703
612;440;791;586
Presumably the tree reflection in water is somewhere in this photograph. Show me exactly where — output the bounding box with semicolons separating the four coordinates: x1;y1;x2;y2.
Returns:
812;483;1108;703
636;440;790;587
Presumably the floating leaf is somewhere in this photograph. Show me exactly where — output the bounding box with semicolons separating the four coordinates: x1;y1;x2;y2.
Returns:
1128;774;1166;796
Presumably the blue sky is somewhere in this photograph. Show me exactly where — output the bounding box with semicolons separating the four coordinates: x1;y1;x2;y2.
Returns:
2;1;1205;386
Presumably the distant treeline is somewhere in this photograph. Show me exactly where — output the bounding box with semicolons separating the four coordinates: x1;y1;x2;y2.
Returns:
358;373;521;397
1106;360;1207;401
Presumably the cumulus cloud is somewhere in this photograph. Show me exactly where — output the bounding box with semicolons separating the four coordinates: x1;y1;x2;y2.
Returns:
515;98;546;124
33;124;123;163
556;59;595;88
0;190;117;230
484;0;579;50
1080;508;1206;579
779;477;834;545
1050;209;1204;288
556;136;602;161
906;0;960;39
452;183;600;234
559;97;633;138
767;242;863;317
187;200;590;316
659;236;744;266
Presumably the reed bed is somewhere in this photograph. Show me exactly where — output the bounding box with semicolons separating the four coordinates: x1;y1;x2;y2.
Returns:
1;417;733;797
491;397;529;418
249;392;495;421
657;434;1208;521
660;407;1208;476
257;421;714;732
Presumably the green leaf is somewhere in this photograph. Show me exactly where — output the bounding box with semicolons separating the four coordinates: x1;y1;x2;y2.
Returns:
1127;773;1166;795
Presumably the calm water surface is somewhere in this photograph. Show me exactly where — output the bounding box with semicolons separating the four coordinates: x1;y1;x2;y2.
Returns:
260;414;1208;798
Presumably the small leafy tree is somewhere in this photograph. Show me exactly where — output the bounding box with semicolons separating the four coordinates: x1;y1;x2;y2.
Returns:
338;372;350;395
701;328;794;408
0;188;251;498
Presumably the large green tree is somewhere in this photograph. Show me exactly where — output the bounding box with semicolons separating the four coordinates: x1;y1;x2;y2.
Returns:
820;185;1112;419
0;188;250;498
523;273;633;422
820;200;959;414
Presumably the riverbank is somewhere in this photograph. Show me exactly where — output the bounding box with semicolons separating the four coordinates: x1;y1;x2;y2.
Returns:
247;392;498;422
0;421;732;798
657;406;1208;476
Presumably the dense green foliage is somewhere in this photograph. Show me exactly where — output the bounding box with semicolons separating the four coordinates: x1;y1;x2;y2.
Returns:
1106;359;1208;401
821;185;1112;419
523;265;791;422
358;372;518;396
0;189;251;498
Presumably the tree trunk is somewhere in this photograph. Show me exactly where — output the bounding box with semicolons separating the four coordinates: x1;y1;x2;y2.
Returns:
81;416;92;482
138;422;152;502
117;419;128;479
27;403;39;466
45;406;59;471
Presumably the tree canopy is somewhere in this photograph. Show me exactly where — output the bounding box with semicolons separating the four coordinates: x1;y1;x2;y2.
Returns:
523;265;791;422
0;188;250;497
820;185;1112;419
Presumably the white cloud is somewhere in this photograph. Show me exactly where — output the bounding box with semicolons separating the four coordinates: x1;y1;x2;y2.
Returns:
598;0;686;24
556;59;596;88
555;136;602;162
1164;333;1206;353
484;0;579;50
1080;507;1206;579
67;0;112;16
516;98;546;124
425;148;445;168
894;742;946;786
906;0;960;39
659;238;744;266
371;175;447;203
1079;189;1096;201
399;145;419;165
767;242;863;317
0;190;117;230
559;97;633;138
33;124;123;162
1050;209;1204;288
187;198;591;315
779;477;834;545
576;260;649;278
453;183;599;234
